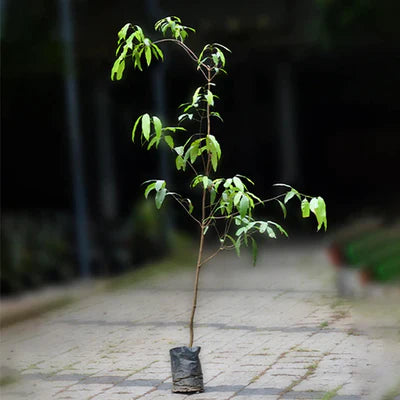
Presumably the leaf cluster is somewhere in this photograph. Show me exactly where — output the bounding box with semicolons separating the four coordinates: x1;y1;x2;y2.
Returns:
275;184;328;231
111;23;164;79
155;16;195;41
111;16;327;267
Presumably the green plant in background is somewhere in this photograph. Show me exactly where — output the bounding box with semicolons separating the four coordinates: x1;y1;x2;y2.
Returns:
1;214;75;295
112;16;327;348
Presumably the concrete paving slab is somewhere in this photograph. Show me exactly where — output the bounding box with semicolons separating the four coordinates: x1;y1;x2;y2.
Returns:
1;242;399;399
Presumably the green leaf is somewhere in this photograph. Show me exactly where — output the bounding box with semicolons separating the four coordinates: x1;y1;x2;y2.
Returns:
151;44;164;60
318;197;327;229
248;191;262;204
234;192;242;206
210;188;216;204
144;46;151;66
174;146;184;156
125;32;135;49
212;53;219;66
211;152;218;172
235;238;241;256
192;87;202;105
216;48;225;67
144;182;156;198
175;155;185;170
187;198;194;214
203;226;209;236
111;59;119;81
251;237;257;266
236;174;254;185
117;59;125;80
155;180;165;191
189;141;200;163
142;113;151;140
224;178;232;188
212;178;223;191
291;187;302;201
239;195;249;218
205;135;220;171
209;135;221;157
268;221;288;237
277;200;287;219
202;176;209;189
164;135;174;149
310;197;319;213
284;190;295;204
191;175;203;188
153;116;162;139
205;90;214;106
210;111;223;122
133;46;143;71
214;43;232;53
301;198;310;218
133;25;144;41
147;136;158;150
274;183;292;189
267;226;276;239
132;115;142;142
155;188;167;209
180;29;188;41
310;197;327;231
111;51;127;80
233;176;244;191
118;23;130;41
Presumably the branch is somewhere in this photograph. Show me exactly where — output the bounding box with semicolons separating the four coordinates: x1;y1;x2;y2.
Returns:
153;38;209;80
185;158;199;177
199;246;222;267
171;194;201;226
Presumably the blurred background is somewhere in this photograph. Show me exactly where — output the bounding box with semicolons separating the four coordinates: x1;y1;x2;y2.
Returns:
1;0;400;296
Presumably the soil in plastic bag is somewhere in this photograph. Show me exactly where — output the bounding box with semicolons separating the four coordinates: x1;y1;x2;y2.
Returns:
170;346;204;393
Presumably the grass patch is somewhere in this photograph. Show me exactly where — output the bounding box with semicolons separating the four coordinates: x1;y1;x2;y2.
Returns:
0;374;18;387
319;321;329;328
295;348;318;352
320;385;342;399
279;361;320;397
0;367;20;387
308;362;318;371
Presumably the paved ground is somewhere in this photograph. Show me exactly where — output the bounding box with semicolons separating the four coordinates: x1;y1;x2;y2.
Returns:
1;242;399;400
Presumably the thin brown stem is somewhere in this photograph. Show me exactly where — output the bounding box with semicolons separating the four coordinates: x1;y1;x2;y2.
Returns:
171;195;201;226
154;39;198;61
153;38;209;80
199;246;222;267
188;191;206;347
188;69;214;348
205;70;212;176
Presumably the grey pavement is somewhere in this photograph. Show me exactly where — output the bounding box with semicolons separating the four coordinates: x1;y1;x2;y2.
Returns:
1;242;399;400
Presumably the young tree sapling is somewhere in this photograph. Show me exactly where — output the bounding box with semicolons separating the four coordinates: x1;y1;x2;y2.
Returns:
112;16;327;393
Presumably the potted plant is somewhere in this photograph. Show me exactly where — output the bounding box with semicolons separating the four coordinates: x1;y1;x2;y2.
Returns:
111;16;327;394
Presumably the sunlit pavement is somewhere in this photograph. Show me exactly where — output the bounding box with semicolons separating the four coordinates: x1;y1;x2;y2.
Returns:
1;241;399;400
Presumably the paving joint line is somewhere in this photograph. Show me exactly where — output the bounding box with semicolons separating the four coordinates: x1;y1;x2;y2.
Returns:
227;317;349;399
132;375;171;400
